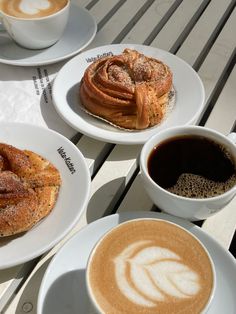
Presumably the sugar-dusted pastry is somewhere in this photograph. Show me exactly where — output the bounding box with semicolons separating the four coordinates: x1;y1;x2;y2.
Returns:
0;143;61;237
79;49;173;130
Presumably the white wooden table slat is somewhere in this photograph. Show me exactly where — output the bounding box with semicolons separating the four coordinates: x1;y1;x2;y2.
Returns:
121;0;176;44
0;266;27;312
88;0;121;25
202;196;236;249
204;66;236;134
177;0;233;67
151;0;206;51
117;172;154;213
198;8;236;103
76;136;112;176
84;144;140;220
75;0;91;8
87;0;150;48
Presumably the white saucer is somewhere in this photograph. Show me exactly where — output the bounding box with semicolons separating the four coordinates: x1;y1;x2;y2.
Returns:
0;122;91;269
52;44;205;144
38;211;236;314
0;4;97;66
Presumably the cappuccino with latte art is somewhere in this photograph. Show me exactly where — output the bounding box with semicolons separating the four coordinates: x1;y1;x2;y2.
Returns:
0;0;68;18
87;219;215;313
0;0;70;49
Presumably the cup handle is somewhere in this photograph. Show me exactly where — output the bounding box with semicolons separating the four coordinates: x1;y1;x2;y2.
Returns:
227;132;236;145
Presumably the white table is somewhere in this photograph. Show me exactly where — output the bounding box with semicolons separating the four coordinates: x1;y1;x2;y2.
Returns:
0;0;235;313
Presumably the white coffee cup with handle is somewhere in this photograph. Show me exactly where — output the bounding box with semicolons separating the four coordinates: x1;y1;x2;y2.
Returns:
140;126;236;221
0;0;70;49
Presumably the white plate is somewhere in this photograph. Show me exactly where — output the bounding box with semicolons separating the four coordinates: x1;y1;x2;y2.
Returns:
52;44;205;144
0;4;97;66
0;122;90;269
38;211;236;314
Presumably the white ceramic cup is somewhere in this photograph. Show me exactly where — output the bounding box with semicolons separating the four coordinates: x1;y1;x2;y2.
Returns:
86;218;216;314
140;126;236;221
0;0;70;49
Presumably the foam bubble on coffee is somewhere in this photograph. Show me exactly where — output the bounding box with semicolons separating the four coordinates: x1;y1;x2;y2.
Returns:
114;240;200;307
19;0;50;15
167;173;236;198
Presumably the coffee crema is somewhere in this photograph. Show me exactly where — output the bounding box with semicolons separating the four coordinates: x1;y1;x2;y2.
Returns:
88;219;214;314
0;0;68;18
148;135;236;198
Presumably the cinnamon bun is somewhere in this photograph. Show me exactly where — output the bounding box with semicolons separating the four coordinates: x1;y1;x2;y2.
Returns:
0;143;61;237
79;49;173;130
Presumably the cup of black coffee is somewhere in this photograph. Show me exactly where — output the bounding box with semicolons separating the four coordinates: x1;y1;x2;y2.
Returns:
140;126;236;220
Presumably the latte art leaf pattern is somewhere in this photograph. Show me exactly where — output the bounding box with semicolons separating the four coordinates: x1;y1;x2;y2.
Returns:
20;0;50;15
114;241;200;307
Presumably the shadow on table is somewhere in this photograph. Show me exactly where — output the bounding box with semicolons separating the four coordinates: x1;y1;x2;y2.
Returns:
14;256;53;314
14;260;94;314
39;80;78;137
0;33;43;61
41;269;95;314
86;178;125;224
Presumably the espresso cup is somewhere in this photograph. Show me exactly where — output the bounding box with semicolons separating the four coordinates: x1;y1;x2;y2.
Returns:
140;126;236;221
0;0;70;49
86;218;216;314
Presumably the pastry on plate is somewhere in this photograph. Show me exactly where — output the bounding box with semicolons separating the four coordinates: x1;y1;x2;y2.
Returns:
0;143;61;237
79;48;173;130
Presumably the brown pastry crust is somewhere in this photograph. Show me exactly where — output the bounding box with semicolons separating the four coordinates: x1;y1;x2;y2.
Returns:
79;49;173;129
0;143;61;237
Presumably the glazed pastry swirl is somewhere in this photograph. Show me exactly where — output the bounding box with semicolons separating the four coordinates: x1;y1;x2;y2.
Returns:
0;143;61;237
79;49;173;130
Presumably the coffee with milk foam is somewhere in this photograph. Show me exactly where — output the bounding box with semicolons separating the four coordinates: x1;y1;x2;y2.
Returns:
88;219;214;314
0;0;68;18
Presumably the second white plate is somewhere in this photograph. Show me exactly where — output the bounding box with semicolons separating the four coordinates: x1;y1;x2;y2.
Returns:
53;44;205;144
0;122;90;269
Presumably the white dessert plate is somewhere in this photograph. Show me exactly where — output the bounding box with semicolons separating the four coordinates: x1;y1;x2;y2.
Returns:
52;44;205;144
0;122;90;269
38;211;236;314
0;4;97;66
